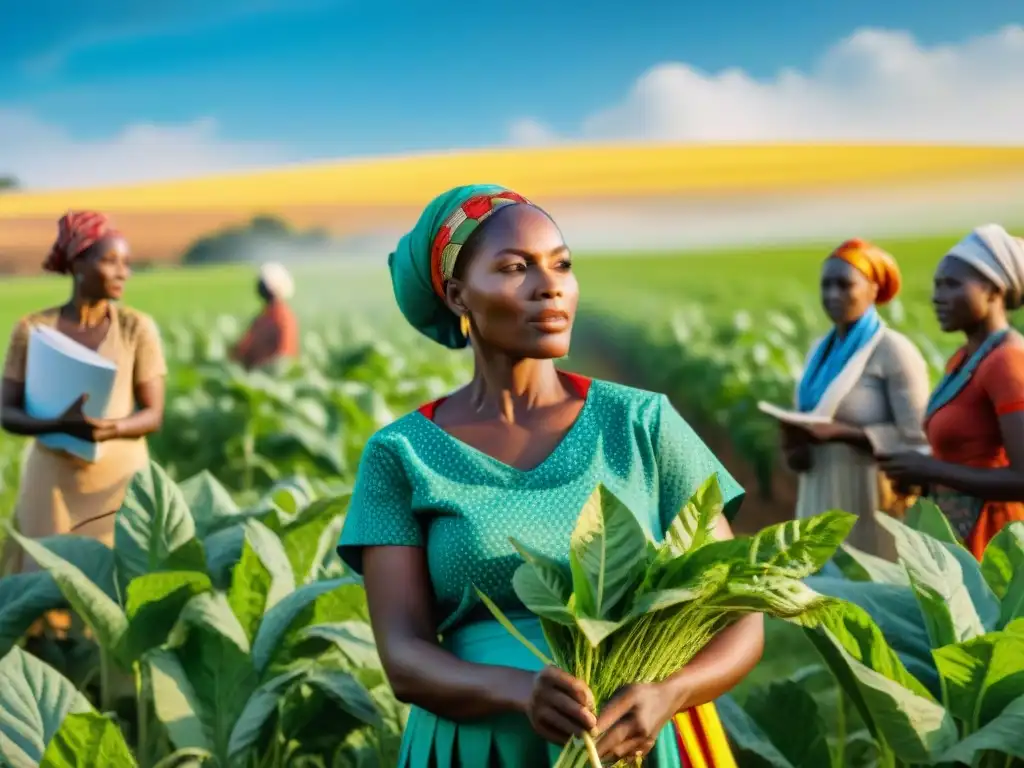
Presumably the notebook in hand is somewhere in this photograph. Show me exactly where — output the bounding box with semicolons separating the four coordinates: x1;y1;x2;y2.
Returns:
24;325;118;462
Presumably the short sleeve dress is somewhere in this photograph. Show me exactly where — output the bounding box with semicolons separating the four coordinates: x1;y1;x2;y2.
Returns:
1;304;167;573
926;334;1024;559
338;373;744;767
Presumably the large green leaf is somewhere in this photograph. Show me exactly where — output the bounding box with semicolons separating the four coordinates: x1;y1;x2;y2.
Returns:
508;539;574;625
168;591;251;655
299;622;380;670
242;520;295;611
833;544;911;586
226;520;295;643
628;563;731;618
743;681;832;768
304;667;382;728
663;511;855;590
115;461;198;586
1000;569;1024;628
202;524;245;588
269;495;349;585
0;647;92;768
120;571;213;662
903;498;960;546
663;474;723;555
39;712;137;768
876;513;984;647
744;511;856;578
799;599;934;747
9;533;128;665
153;627;258;760
981;523;1024;600
251;578;357;675
225;666;309;760
720;577;838;623
805;577;939;695
933;623;1024;729
818;629;958;763
148;649;213;753
179;471;240;538
568;484;648;619
25;536;119;602
0;572;65;657
269;582;371;673
935;693;1024;764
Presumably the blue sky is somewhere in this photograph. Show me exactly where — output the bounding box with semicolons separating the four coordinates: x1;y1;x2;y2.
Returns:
2;1;1022;187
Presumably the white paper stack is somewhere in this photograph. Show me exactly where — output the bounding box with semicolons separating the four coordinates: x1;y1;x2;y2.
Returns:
24;325;118;462
756;401;834;428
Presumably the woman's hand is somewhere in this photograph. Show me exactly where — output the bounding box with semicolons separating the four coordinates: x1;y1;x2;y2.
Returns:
594;682;678;762
878;451;937;486
526;666;597;745
57;394;120;443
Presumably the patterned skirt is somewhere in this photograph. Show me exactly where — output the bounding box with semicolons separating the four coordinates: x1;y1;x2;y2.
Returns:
398;616;736;767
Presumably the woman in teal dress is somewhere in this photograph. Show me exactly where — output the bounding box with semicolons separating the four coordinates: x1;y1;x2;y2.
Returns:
337;185;765;767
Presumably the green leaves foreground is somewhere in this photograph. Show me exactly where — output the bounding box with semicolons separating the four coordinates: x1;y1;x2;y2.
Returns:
728;499;1024;768
476;475;856;768
0;460;402;767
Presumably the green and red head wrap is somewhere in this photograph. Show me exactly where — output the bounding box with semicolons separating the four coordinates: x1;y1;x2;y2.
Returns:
388;184;536;348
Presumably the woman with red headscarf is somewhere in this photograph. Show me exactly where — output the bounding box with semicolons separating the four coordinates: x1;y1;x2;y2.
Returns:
0;211;166;584
779;239;930;560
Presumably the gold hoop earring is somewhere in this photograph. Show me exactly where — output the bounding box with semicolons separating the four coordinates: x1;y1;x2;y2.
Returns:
460;314;471;338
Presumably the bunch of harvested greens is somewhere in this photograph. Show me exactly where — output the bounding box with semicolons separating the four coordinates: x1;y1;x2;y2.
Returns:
476;475;855;767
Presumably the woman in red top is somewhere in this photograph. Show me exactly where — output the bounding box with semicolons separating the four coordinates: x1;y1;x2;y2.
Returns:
881;224;1024;558
230;262;299;370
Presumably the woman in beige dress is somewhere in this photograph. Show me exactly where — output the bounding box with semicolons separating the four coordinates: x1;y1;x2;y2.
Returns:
782;239;930;559
0;211;167;579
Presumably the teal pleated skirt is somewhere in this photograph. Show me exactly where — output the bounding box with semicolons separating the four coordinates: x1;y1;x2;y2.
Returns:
398;616;687;767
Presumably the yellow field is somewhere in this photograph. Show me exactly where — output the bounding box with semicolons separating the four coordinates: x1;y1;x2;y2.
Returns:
4;144;1024;215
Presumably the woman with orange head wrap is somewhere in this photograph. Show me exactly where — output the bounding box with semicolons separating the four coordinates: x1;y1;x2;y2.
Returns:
1;211;167;588
780;238;930;560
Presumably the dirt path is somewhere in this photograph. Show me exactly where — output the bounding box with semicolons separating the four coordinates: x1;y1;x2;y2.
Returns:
570;333;797;535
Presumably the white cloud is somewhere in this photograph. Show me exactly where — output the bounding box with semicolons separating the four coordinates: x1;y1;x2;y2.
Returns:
512;25;1024;144
0;110;291;189
507;117;561;146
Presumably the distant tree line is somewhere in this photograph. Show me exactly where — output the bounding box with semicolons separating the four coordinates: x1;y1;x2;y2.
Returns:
181;214;334;266
0;175;19;192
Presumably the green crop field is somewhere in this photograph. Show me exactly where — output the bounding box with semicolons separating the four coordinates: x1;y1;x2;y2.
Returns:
0;232;962;336
3;229;1024;767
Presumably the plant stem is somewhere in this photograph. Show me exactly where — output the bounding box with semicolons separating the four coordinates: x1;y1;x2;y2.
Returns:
135;662;149;768
99;648;113;713
583;733;602;768
242;429;255;493
833;691;846;767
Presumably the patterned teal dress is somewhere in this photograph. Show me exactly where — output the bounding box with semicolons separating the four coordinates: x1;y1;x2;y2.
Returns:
338;374;744;767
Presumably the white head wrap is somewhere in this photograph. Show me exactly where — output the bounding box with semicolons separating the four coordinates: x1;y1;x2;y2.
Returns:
259;261;295;301
946;224;1024;310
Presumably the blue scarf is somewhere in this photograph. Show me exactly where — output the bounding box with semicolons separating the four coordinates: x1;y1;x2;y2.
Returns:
925;329;1010;421
797;307;883;413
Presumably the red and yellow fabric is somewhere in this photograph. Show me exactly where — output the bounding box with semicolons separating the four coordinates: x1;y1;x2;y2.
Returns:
829;238;902;305
389;184;539;349
674;705;737;768
44;210;122;274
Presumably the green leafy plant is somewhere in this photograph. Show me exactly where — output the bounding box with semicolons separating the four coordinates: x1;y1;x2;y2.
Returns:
0;645;156;768
781;501;1024;767
477;475;855;767
0;461;401;768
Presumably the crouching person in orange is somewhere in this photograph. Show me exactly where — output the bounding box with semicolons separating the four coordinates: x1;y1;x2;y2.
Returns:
230;261;299;370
